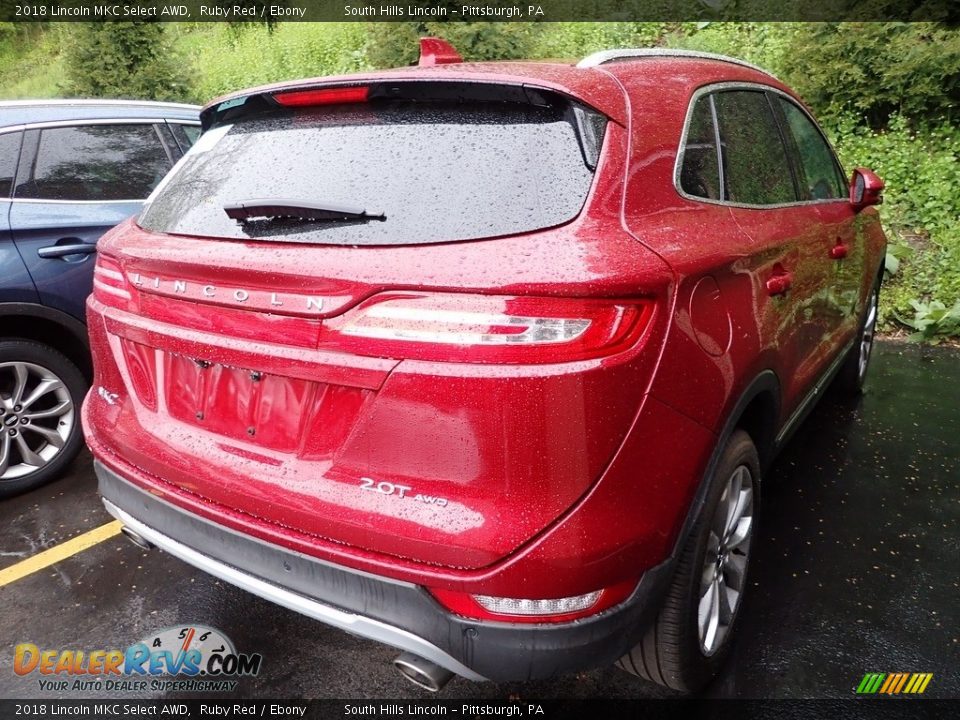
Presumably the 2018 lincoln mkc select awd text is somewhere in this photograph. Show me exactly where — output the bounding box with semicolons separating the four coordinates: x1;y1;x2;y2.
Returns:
83;42;886;692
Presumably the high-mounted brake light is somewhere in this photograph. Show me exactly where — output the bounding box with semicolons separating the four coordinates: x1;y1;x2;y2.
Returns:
272;86;369;108
322;293;654;364
92;255;131;310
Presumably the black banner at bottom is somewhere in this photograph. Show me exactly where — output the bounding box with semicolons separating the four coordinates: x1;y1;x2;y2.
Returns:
1;699;957;720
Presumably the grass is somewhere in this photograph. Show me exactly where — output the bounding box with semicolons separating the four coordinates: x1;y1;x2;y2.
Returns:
0;27;64;98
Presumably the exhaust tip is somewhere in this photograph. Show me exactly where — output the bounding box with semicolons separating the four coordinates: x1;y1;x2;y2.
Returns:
120;525;155;551
394;653;454;692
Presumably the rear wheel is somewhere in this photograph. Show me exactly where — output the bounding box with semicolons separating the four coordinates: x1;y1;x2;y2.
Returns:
619;430;759;693
835;280;880;395
0;340;86;498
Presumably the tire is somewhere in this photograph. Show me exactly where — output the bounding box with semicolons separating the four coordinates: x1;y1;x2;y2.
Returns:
0;339;87;498
619;430;760;693
834;279;880;396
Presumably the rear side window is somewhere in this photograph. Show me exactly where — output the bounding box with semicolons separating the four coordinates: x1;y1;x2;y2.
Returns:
15;124;172;201
140;102;600;246
777;98;846;200
169;123;201;152
679;96;721;200
714;90;797;206
0;131;22;198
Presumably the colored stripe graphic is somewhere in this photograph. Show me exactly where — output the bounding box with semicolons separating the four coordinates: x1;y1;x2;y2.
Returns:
857;673;886;694
880;674;897;693
857;672;933;695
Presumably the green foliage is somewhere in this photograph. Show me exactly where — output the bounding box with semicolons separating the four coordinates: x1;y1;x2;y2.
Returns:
0;25;63;98
883;239;914;278
60;19;188;101
832;118;960;335
364;22;541;69
527;22;670;59
181;23;369;102
667;21;796;75
897;300;960;343
777;23;960;129
833;115;960;236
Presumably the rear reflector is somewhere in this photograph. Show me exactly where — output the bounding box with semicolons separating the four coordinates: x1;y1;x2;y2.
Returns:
323;293;654;364
272;86;369;107
428;580;636;624
473;592;601;616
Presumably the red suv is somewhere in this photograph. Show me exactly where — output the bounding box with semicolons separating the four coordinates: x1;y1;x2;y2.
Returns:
83;44;886;692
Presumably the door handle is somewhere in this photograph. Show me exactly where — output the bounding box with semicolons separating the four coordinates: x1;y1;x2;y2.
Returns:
830;244;848;260
38;243;97;259
766;272;793;296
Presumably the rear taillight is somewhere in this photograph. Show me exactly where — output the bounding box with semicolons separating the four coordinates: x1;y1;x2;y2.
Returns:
272;86;369;107
428;580;637;624
322;293;653;364
92;255;131;310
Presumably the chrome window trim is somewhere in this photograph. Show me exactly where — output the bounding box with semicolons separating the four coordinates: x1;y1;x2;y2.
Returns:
673;81;850;210
577;48;779;80
0;99;199;111
16;117;172;131
11;119;175;204
6;197;144;205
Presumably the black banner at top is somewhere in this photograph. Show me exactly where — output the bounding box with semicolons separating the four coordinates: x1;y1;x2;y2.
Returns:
0;0;958;23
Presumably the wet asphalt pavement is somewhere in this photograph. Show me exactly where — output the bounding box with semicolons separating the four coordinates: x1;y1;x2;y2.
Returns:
0;340;957;700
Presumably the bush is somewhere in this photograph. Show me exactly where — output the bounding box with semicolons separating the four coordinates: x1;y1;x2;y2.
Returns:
60;20;188;101
181;23;370;102
528;22;670;59
833;116;960;332
777;23;960;129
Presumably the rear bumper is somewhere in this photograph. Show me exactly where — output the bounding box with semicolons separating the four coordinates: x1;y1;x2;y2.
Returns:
97;460;675;682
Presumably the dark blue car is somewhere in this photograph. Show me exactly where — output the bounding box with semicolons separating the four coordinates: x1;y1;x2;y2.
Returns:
0;100;199;496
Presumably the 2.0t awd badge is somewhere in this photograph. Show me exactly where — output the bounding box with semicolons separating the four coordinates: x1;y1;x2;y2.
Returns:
359;478;448;507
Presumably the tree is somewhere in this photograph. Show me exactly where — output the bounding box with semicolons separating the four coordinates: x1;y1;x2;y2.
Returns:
60;17;189;101
779;22;960;128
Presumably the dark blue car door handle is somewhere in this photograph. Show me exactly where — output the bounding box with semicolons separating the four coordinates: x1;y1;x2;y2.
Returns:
38;243;98;258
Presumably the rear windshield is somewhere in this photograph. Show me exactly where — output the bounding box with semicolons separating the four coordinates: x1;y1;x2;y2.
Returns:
139;102;600;246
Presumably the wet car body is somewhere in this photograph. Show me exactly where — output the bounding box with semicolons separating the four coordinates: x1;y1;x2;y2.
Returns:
82;47;887;690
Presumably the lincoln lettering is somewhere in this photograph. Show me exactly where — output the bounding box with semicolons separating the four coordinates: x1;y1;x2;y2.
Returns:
127;274;323;312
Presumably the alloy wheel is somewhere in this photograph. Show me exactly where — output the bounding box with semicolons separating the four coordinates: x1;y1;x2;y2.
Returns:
0;361;75;481
859;289;878;382
698;464;754;656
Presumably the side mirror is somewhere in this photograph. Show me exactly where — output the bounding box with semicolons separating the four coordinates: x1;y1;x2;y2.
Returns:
849;167;884;210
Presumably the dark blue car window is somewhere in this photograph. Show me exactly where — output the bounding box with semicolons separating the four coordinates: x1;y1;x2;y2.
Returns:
15;124;172;202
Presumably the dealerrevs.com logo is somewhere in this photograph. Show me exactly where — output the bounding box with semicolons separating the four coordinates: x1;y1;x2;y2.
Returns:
14;625;263;693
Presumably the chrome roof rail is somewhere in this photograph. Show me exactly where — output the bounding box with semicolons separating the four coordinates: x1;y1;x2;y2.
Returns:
0;99;200;110
576;48;777;79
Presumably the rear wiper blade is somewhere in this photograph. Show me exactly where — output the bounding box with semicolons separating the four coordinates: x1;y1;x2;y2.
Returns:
224;199;385;223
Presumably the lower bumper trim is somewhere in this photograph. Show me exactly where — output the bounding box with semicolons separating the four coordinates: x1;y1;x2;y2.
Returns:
103;498;487;682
